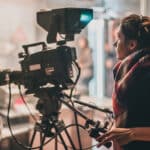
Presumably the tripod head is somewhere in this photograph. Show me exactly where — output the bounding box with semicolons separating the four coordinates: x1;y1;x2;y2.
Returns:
30;87;66;139
34;87;62;118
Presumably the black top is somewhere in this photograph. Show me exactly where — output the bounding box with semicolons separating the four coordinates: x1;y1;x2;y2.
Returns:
123;67;150;150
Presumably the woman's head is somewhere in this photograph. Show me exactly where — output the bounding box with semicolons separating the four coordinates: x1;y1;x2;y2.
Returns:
114;14;150;60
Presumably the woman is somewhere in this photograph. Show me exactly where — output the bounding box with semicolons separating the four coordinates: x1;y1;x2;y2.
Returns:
96;14;150;150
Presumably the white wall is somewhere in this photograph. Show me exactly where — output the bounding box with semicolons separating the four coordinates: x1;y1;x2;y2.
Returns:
0;0;38;69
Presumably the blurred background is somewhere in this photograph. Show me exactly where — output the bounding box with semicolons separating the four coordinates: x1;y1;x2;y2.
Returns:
0;0;150;150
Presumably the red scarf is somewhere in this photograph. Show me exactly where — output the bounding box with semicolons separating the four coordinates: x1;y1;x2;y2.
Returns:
112;49;150;118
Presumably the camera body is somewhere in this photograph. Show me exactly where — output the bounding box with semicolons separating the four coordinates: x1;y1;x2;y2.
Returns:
19;42;76;91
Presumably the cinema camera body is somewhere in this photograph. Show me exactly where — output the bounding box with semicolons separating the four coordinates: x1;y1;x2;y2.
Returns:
0;8;93;93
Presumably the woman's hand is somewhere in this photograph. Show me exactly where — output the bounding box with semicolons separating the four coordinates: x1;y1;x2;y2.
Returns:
96;128;135;148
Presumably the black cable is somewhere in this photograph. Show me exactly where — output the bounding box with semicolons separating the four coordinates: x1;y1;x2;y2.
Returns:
29;123;87;149
18;84;38;122
44;123;100;150
73;61;81;86
41;124;86;146
7;83;36;149
40;133;46;150
50;119;68;150
29;129;37;150
66;61;82;150
63;128;77;150
54;136;58;150
69;61;80;98
69;108;82;150
56;130;98;150
7;82;48;150
7;83;50;149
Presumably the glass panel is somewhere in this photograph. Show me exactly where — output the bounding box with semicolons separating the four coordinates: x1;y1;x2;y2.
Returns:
88;19;105;99
104;19;119;97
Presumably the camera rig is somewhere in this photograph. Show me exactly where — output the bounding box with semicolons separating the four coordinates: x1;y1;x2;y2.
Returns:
0;8;113;150
0;8;93;93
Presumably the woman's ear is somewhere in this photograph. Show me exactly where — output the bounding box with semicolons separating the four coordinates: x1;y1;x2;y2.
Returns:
128;40;138;52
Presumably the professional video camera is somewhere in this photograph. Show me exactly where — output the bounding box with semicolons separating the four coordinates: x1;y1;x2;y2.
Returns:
0;8;113;150
0;8;93;93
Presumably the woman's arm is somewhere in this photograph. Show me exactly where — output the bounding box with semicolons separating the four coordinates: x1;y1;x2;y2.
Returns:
132;127;150;141
96;127;150;148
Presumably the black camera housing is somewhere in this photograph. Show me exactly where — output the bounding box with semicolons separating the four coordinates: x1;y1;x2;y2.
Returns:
19;42;76;91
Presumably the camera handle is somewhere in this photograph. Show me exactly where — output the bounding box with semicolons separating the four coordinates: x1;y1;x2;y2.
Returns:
60;97;113;148
19;42;47;57
73;100;113;114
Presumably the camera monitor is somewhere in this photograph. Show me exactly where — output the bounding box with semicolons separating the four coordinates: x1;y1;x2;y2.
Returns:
37;8;93;43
